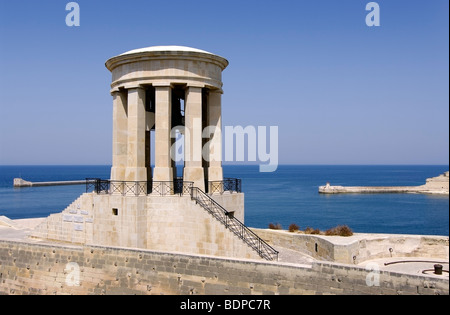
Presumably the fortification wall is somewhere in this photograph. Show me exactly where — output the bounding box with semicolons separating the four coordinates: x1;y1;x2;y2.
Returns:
0;240;448;295
253;229;449;264
31;192;256;260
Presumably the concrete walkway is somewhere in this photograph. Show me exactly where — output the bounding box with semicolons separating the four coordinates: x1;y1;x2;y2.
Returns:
0;217;316;265
358;257;449;279
0;218;45;243
275;246;316;265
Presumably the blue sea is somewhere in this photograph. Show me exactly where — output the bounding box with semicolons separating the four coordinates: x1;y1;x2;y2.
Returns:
0;165;448;236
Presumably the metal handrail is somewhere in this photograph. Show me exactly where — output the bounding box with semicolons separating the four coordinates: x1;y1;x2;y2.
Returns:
190;187;278;261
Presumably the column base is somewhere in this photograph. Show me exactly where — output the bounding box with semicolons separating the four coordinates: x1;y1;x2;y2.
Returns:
153;167;174;182
125;167;148;182
207;166;223;193
110;167;126;181
208;166;223;182
184;167;205;191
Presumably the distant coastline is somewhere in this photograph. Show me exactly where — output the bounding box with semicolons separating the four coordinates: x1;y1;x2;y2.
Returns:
319;171;449;195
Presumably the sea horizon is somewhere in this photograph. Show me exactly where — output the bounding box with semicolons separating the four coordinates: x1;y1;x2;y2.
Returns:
1;163;448;166
0;165;448;236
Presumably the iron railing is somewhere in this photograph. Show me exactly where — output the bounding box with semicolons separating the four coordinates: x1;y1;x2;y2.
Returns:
86;178;110;194
86;178;193;196
209;178;242;194
110;180;148;196
151;179;193;196
191;187;278;261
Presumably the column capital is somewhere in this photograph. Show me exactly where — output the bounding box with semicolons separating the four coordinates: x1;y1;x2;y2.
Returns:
110;87;122;95
186;83;205;89
152;82;174;88
126;85;146;91
110;89;125;97
110;85;146;95
208;88;224;95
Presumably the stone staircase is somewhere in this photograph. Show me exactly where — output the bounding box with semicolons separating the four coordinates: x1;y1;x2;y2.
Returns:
31;194;94;244
190;188;278;261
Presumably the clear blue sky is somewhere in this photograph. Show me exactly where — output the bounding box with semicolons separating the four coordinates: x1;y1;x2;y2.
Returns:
0;0;448;165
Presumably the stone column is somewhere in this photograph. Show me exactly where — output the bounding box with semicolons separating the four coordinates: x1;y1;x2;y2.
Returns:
153;85;174;183
110;90;128;181
125;87;148;182
207;90;224;183
184;86;205;191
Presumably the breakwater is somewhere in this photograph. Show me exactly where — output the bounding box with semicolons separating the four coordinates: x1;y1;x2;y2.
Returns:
13;178;91;188
319;172;449;195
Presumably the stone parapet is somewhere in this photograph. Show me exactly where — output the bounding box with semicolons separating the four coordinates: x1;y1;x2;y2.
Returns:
0;240;447;295
252;228;449;264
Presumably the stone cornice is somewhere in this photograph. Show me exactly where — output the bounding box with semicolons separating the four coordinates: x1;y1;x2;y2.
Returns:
105;50;229;72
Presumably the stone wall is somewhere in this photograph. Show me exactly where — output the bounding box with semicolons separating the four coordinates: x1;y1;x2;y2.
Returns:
145;194;257;259
0;240;448;295
210;192;245;223
253;229;449;264
32;192;256;260
32;194;95;245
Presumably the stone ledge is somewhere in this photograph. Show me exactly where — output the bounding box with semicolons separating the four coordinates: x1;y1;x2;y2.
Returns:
0;238;448;295
252;228;449;264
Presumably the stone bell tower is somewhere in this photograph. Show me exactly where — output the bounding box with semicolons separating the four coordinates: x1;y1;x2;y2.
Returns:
105;46;228;191
32;46;278;261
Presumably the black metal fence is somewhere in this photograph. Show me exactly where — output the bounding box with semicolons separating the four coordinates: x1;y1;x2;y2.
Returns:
152;179;193;196
87;178;242;196
86;178;110;194
209;178;242;194
86;178;193;196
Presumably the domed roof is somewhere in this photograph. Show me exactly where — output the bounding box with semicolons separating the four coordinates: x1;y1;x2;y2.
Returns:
106;45;228;71
120;45;214;56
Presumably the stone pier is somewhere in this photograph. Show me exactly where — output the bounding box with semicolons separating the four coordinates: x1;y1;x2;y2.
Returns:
319;171;449;195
